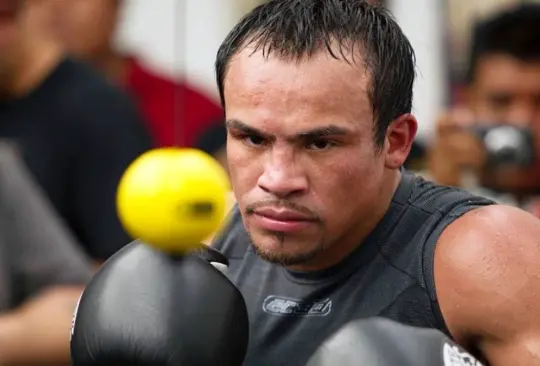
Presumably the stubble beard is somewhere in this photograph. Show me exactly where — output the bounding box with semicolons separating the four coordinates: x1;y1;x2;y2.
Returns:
248;231;321;267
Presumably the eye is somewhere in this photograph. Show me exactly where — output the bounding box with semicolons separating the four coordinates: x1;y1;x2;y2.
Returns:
306;139;335;151
243;134;266;147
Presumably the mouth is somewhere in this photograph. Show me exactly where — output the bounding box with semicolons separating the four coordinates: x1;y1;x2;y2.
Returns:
251;208;317;233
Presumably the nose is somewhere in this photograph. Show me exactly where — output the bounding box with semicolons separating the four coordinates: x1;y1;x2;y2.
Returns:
257;151;308;198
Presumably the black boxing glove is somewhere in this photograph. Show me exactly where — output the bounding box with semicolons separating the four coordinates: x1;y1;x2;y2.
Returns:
195;245;229;274
306;317;484;366
70;241;248;366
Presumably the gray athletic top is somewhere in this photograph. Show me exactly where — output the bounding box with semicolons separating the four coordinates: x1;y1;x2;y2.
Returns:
0;144;93;309
212;171;495;366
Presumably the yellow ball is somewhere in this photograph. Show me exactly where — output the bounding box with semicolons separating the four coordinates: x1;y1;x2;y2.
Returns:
116;148;230;254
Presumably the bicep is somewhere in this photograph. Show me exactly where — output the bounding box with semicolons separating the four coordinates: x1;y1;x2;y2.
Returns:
72;97;153;260
435;205;540;365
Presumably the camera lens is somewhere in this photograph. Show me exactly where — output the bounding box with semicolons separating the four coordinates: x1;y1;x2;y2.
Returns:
483;126;534;168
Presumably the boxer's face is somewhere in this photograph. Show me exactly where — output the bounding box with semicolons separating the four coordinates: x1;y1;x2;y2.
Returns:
51;0;118;59
224;48;412;269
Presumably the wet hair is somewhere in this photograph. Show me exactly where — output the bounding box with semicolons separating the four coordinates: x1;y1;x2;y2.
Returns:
467;3;540;83
215;0;416;147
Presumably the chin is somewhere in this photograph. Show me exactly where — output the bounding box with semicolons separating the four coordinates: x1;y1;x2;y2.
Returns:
249;231;320;266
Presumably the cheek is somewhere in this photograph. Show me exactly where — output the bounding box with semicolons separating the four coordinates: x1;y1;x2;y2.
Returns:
312;152;384;227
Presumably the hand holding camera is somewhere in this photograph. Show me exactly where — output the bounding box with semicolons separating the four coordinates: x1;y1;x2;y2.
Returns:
428;108;535;187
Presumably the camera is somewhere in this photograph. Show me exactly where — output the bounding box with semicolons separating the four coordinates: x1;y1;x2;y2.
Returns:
471;125;535;169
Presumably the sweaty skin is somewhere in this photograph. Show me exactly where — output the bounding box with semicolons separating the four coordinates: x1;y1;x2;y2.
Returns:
435;204;540;365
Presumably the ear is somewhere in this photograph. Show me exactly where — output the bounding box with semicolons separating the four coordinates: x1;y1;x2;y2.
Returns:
384;113;418;169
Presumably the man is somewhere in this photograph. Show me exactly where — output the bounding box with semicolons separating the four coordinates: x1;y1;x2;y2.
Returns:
65;0;540;364
0;0;152;260
0;143;93;365
209;1;540;365
428;4;540;211
51;0;224;147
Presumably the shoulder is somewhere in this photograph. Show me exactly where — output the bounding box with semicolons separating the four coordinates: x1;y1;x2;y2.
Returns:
62;61;152;143
61;59;143;126
405;171;494;211
60;58;123;99
434;204;540;341
436;204;540;264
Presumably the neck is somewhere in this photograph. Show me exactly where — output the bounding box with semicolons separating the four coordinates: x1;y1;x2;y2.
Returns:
288;169;402;272
88;50;127;85
10;42;63;97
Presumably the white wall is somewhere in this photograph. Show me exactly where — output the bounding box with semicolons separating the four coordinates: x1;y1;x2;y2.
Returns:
115;0;244;99
387;0;447;142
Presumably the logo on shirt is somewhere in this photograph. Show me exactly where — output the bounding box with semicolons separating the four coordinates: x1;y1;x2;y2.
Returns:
442;342;484;366
262;295;332;316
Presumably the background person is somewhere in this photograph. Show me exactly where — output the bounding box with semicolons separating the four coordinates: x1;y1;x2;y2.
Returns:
0;0;152;261
428;4;540;212
0;143;93;365
52;0;224;147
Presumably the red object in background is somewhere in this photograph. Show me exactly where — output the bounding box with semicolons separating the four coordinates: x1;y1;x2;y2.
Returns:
125;58;224;147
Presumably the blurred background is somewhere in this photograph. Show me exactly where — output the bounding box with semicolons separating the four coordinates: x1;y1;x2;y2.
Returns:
115;0;537;140
115;0;540;175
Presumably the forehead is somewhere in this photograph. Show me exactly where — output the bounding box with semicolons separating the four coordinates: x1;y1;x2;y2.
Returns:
223;47;373;133
474;54;540;93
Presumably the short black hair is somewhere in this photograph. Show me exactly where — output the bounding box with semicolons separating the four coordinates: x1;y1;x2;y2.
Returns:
215;0;416;147
467;3;540;83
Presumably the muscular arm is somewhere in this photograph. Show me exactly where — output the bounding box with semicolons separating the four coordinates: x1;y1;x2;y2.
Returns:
0;287;82;366
435;205;540;365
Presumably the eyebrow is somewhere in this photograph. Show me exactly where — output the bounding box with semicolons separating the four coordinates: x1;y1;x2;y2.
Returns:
225;119;352;141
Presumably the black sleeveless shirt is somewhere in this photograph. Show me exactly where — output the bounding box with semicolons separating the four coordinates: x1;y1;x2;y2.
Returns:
212;172;495;366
